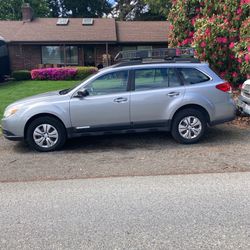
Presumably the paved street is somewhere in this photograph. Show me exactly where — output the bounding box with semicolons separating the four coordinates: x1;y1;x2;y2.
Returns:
0;124;250;182
0;172;249;250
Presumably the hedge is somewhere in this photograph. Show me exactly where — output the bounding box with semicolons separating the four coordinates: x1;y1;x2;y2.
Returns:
31;68;77;80
72;66;98;80
31;67;98;81
12;70;31;81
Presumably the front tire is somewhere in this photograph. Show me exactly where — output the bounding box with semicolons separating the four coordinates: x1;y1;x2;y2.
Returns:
26;116;66;152
171;108;207;144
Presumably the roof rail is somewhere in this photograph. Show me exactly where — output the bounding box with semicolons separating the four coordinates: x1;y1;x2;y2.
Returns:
114;48;197;63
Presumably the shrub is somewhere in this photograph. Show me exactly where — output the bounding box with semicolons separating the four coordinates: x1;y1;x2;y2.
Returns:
73;66;98;80
31;68;77;80
12;70;31;81
168;0;250;85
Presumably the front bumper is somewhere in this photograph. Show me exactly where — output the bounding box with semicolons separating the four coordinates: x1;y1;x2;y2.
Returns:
237;96;250;116
1;115;25;141
2;129;23;141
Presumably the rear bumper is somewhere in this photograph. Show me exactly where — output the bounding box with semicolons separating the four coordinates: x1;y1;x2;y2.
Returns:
210;99;236;126
209;115;236;126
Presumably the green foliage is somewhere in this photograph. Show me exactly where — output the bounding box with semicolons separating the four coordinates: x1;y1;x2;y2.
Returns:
112;0;169;20
0;0;50;20
49;0;111;18
12;70;31;81
145;0;172;19
74;67;98;80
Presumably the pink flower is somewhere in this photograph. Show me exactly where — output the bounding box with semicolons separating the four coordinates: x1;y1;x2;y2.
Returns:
201;41;206;48
229;54;235;59
182;38;189;45
229;42;235;49
236;8;242;15
189;31;194;37
245;54;250;63
205;28;211;36
232;72;238;78
248;46;250;53
195;7;200;13
191;18;196;26
217;37;228;44
220;72;226;78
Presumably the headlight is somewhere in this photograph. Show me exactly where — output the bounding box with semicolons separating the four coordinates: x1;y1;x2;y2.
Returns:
3;107;19;118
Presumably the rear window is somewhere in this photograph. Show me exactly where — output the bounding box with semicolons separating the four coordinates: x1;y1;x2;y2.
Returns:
177;68;210;84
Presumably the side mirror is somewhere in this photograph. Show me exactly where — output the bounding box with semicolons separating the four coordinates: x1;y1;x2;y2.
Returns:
76;89;89;98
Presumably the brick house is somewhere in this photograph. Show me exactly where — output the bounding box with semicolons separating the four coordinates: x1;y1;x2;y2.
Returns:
0;4;169;72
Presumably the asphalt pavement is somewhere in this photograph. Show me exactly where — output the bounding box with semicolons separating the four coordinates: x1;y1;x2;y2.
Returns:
0;124;250;182
0;172;249;250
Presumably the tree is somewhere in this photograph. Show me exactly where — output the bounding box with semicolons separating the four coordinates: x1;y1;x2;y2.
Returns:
145;0;172;18
111;0;147;20
62;0;111;18
0;0;50;20
168;0;250;85
111;0;168;20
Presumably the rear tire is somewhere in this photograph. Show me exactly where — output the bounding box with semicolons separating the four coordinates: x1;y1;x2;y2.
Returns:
26;116;66;152
171;108;207;144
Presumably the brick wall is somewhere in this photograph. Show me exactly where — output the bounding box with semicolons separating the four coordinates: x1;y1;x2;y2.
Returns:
8;44;41;71
7;43;168;72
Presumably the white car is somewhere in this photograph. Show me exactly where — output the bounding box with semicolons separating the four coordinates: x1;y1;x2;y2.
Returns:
237;79;250;115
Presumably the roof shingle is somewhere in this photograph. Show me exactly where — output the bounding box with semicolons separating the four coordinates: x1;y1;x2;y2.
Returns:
116;21;169;43
0;18;169;43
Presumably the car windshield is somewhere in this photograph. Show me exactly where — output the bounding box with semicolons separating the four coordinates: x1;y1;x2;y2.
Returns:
59;71;99;95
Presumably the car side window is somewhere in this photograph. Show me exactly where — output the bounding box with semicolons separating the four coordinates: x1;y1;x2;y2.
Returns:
134;68;182;91
134;68;168;91
86;71;128;96
168;68;182;87
177;68;210;84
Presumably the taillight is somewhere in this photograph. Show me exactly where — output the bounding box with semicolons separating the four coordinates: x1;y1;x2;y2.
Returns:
216;82;232;93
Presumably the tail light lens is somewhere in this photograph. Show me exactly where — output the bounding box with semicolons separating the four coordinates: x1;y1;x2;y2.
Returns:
216;82;232;93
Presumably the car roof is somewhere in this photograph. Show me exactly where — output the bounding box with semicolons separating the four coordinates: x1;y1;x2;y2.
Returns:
109;62;208;71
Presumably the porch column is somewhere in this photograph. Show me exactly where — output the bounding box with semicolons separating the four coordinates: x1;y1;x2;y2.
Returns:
106;43;109;66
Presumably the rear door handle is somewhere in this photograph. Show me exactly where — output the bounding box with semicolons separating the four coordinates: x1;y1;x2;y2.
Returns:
167;92;180;97
114;97;128;103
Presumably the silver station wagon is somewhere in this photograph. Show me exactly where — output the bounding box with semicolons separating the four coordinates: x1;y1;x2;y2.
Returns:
2;48;236;152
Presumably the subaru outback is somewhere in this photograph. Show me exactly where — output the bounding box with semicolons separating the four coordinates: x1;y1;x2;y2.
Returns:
2;48;236;152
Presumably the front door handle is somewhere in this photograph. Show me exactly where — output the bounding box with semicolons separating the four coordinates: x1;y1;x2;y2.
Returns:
167;92;180;97
114;97;128;103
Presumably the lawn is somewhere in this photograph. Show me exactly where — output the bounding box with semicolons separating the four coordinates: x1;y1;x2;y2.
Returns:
0;80;80;119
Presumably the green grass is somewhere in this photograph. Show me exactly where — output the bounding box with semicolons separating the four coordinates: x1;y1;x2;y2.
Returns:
0;80;79;119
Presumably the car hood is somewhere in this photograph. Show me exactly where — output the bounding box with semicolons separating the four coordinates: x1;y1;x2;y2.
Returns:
6;91;65;109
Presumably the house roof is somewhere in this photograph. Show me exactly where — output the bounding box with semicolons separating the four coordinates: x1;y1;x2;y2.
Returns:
116;21;169;43
0;18;169;44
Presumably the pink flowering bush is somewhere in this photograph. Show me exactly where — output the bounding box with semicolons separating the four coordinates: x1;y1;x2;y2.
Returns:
168;0;250;85
31;68;77;80
234;17;250;78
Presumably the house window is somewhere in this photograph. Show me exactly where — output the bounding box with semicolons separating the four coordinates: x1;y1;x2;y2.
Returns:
42;46;78;65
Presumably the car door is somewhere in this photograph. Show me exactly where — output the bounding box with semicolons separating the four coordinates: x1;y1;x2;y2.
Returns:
70;70;131;132
130;67;186;126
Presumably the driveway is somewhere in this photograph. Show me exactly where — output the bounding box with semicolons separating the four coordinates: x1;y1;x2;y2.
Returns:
0;173;249;249
0;124;250;182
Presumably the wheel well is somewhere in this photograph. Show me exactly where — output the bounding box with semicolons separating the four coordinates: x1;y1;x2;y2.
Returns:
172;104;210;125
24;113;67;139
